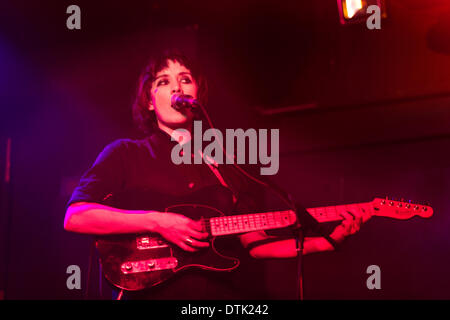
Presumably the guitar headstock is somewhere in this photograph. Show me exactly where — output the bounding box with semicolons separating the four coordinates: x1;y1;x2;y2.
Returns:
370;197;433;220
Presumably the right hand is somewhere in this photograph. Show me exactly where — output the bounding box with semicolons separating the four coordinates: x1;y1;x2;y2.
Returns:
154;212;210;252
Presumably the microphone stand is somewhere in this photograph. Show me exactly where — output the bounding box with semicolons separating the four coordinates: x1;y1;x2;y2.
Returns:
291;203;314;301
292;220;305;300
293;202;341;300
192;101;333;301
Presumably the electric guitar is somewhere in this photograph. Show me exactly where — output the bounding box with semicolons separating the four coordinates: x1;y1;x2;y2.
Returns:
96;186;433;291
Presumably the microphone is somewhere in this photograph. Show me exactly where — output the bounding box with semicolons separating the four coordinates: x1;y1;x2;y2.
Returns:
171;93;199;111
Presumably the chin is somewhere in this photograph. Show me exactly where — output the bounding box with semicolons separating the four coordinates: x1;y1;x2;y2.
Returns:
167;115;194;129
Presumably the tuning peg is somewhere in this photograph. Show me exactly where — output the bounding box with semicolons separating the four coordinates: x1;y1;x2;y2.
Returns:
404;199;411;207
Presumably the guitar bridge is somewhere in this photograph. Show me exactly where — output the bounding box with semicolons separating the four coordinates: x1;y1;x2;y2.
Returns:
120;257;178;274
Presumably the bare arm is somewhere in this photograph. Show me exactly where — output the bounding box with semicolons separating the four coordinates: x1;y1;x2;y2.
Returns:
64;202;209;252
240;209;367;258
239;231;335;258
64;202;158;235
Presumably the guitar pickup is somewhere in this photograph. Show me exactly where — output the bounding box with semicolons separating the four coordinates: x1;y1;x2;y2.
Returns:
120;257;178;274
136;236;169;250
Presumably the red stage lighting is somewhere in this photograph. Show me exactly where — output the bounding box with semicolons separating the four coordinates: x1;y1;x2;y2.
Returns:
337;0;387;25
344;0;364;19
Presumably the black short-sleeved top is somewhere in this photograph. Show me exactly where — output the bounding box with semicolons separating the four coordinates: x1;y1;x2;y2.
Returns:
68;129;269;299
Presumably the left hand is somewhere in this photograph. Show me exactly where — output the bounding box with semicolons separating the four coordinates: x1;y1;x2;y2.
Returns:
330;206;371;244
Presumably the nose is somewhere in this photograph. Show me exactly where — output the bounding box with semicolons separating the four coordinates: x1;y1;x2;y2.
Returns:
171;82;182;95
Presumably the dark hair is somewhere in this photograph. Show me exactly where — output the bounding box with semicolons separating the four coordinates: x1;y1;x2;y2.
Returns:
132;49;208;134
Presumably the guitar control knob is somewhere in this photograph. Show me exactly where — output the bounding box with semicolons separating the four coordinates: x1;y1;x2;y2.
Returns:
125;263;133;271
389;201;394;206
414;205;419;210
148;261;156;269
405;204;411;209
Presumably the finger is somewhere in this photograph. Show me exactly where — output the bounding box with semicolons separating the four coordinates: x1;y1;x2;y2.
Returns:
189;229;210;240
346;210;356;220
188;220;206;232
177;240;197;252
339;210;354;221
361;209;372;223
185;237;210;248
339;220;351;233
344;219;358;233
349;216;360;228
353;216;363;231
340;218;350;227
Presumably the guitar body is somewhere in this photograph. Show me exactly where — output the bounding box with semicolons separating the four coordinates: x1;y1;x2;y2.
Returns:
96;185;242;291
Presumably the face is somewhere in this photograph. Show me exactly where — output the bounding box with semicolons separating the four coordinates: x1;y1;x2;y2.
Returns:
149;59;198;131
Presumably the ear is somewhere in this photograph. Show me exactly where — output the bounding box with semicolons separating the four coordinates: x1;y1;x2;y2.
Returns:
148;99;154;111
147;87;155;111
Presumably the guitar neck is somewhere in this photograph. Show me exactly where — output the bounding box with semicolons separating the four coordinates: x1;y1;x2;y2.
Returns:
208;202;374;236
307;202;373;223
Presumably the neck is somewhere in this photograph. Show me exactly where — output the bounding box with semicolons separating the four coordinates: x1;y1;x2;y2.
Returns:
157;121;192;145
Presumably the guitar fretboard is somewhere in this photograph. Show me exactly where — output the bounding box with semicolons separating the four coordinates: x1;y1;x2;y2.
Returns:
209;211;296;236
208;202;372;236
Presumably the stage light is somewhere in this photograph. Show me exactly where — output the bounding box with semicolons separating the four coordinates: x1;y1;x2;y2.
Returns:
343;0;364;19
337;0;387;25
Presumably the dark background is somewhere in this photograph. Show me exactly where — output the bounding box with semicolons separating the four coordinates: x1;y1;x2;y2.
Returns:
1;0;450;299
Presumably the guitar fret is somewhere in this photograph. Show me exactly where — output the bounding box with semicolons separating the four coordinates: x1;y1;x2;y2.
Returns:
243;215;249;230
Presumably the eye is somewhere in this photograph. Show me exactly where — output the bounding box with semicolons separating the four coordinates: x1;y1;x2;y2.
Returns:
180;76;192;84
156;79;169;86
